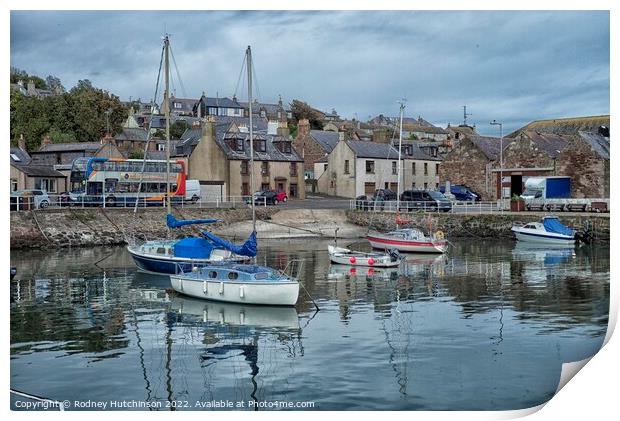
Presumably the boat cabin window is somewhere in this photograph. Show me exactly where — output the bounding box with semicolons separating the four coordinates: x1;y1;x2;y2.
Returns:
157;247;166;254
523;224;535;229
228;272;239;280
255;272;269;280
208;270;217;279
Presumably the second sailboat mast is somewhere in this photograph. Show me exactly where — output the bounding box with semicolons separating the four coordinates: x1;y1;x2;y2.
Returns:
247;46;256;233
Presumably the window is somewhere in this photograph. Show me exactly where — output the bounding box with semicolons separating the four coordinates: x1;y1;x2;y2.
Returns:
261;182;270;191
34;178;56;193
365;160;375;174
254;140;267;152
290;162;298;176
436;183;439;189
392;161;397;175
157;143;165;151
412;182;416;188
260;110;266;118
290;183;298;198
241;161;249;175
435;163;440;175
11;179;17;191
344;160;350;174
424;163;428;175
261;161;269;176
241;182;250;196
228;272;239;280
174;102;182;109
236;138;244;151
424;182;428;189
324;163;328;171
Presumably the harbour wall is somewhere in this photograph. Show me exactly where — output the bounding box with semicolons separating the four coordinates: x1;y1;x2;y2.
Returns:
346;210;610;243
10;208;610;249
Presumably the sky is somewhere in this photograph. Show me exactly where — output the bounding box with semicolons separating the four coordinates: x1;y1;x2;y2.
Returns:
9;10;610;135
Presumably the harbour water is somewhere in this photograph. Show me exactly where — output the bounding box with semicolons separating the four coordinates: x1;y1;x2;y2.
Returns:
10;239;609;410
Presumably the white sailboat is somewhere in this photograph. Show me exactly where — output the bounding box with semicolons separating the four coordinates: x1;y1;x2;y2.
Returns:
367;102;447;254
170;46;300;306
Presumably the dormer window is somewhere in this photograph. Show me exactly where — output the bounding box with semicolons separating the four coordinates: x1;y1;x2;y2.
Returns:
254;140;266;152
277;142;291;154
174;102;182;109
236;138;244;151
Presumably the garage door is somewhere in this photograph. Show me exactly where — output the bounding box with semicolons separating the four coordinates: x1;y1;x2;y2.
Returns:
200;182;225;201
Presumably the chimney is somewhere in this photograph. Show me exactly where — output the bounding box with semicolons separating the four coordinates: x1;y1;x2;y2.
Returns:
278;94;283;107
18;134;26;151
297;118;310;139
27;80;36;96
338;131;344;141
372;128;388;144
40;135;52;149
101;132;116;146
202;116;216;139
277;121;290;138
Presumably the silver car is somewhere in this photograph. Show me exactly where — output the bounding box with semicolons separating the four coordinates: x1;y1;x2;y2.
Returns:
10;189;51;209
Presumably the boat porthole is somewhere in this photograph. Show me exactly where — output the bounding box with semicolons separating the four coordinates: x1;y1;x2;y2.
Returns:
228;272;239;280
208;271;217;278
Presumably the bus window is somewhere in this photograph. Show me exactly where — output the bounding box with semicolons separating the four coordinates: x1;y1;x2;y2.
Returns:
105;179;118;193
87;182;103;196
130;162;143;172
91;161;104;171
117;162;130;172
104;161;116;172
117;182;130;193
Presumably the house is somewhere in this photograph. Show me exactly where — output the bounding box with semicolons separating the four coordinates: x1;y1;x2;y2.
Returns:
175;118;305;201
556;129;610;198
317;140;398;198
507;115;610;137
397;141;443;190
293;119;342;180
29;134;124;167
239;96;289;122
114;127;151;156
10;79;54;98
194;93;245;118
438;134;512;200
10;137;66;193
165;96;199;117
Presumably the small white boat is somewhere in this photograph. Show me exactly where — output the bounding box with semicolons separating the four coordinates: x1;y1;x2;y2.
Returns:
368;228;447;253
511;216;576;245
170;263;300;306
328;245;401;267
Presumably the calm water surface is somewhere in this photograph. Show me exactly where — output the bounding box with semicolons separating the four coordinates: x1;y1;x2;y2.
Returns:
10;239;609;410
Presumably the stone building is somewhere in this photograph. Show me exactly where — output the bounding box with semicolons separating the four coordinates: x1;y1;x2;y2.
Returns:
556;130;610;198
175;118;305;201
293;120;341;179
10;138;66;193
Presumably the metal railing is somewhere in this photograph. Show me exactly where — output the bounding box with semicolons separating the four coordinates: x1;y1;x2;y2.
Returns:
8;194;273;211
349;199;507;214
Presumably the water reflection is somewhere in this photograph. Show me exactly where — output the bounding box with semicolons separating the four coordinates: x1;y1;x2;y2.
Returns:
10;239;609;410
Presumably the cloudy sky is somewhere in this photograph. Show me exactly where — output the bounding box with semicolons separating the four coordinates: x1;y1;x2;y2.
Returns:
10;10;610;135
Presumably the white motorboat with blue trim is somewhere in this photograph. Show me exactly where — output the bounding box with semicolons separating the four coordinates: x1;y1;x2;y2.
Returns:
511;216;576;245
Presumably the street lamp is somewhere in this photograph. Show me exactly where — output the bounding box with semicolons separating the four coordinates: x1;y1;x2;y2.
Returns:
490;120;503;209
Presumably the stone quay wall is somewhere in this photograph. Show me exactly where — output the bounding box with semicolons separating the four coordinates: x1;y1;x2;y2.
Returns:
346;210;610;243
10;207;278;249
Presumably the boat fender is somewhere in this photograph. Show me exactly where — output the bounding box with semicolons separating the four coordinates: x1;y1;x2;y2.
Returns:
179;279;184;292
203;281;207;294
434;230;445;240
240;286;245;299
219;282;224;295
349;256;357;264
368;258;375;266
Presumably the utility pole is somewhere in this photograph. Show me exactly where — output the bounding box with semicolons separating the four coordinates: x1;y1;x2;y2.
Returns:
490;120;503;211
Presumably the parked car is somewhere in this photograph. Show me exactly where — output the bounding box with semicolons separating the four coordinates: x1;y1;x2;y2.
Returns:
439;184;481;201
373;189;398;202
399;190;452;212
247;190;285;206
10;189;51;210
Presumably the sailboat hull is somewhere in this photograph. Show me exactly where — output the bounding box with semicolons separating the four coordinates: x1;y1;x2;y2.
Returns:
170;276;300;306
367;233;447;253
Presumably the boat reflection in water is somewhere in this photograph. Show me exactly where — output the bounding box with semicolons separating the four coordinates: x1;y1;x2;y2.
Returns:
511;242;576;266
169;295;300;330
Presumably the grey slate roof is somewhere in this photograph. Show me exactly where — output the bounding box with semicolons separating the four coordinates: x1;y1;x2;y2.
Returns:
346;140;399;159
115;128;149;141
199;96;244;109
468;135;513;161
10;147;31;164
11;163;65;177
578;131;610;160
209;116;268;131
176;123;302;162
398;141;443;161
34;142;102;153
520;131;569;159
309;130;339;153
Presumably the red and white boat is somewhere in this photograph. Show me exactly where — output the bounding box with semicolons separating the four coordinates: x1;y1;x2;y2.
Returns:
328;245;401;267
367;228;447;254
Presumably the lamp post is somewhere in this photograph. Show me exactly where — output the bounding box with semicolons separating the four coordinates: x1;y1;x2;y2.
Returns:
490;120;503;210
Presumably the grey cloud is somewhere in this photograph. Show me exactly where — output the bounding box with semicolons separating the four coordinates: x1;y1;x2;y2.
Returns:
10;10;609;135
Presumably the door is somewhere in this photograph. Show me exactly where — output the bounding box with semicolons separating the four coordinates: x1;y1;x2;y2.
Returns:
510;175;523;198
277;182;285;192
364;182;376;196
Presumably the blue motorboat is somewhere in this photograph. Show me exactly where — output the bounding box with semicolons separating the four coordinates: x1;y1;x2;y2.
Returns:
511;216;576;245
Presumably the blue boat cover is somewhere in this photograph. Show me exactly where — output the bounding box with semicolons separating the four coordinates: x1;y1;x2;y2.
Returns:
201;231;258;257
173;237;214;258
166;213;220;228
543;217;574;236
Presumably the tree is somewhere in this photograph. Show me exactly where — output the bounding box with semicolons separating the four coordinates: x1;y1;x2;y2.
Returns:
10;67;48;89
45;75;66;95
290;100;324;130
170;121;188;140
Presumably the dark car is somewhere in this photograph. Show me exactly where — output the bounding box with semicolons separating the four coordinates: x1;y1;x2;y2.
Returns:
249;190;283;206
355;195;372;211
399;190;452;212
439;184;481;201
373;188;398;202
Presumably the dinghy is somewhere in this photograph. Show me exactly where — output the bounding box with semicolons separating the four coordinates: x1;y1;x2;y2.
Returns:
328;245;401;267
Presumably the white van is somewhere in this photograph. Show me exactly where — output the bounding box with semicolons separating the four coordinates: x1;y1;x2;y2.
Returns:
185;180;201;202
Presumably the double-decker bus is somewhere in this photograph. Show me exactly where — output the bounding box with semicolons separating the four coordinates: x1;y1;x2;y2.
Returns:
68;157;187;206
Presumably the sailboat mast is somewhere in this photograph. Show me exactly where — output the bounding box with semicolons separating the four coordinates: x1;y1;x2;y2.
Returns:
164;34;172;214
247;46;256;233
396;101;405;211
